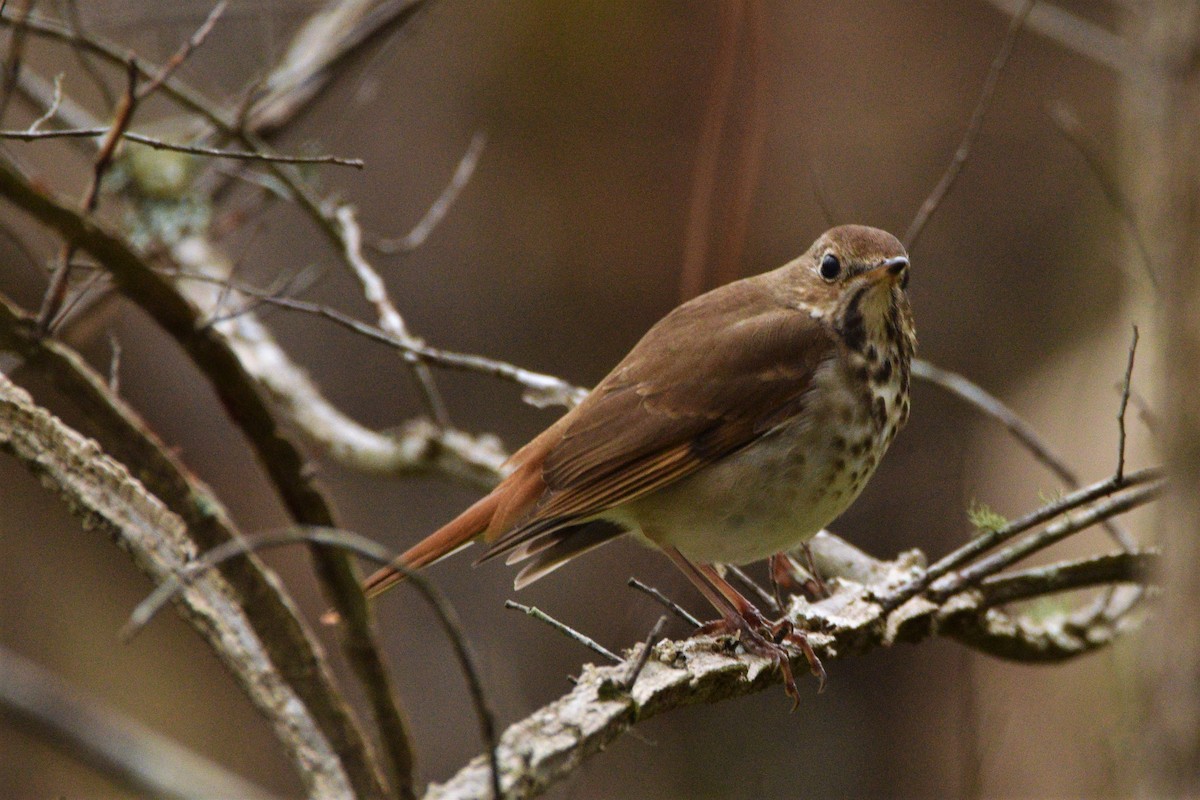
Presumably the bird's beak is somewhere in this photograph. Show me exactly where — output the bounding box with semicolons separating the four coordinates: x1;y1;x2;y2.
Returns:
862;256;909;287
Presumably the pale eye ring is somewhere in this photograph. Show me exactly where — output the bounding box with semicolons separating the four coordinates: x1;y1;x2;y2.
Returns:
819;253;841;281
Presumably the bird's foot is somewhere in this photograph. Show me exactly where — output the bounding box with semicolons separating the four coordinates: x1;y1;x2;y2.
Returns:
696;610;826;707
770;549;830;603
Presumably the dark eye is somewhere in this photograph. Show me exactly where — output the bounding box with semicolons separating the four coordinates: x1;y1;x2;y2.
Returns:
819;253;841;281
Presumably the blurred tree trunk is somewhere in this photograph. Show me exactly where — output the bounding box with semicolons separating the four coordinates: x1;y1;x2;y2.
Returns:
1122;2;1200;795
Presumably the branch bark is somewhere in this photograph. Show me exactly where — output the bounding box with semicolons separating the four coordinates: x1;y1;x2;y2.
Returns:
424;531;1153;800
0;370;359;798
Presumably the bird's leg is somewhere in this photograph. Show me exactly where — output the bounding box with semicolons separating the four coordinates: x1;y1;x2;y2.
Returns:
797;542;830;599
662;548;826;703
769;548;829;604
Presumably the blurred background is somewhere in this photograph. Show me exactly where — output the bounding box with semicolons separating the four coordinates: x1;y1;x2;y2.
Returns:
0;1;1158;797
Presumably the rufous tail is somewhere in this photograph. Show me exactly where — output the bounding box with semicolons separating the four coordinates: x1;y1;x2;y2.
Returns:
319;492;499;626
321;432;555;626
365;491;500;598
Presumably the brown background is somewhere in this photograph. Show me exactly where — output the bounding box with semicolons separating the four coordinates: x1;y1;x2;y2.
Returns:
0;2;1153;797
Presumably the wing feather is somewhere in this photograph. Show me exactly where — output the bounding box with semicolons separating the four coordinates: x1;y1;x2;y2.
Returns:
482;269;836;564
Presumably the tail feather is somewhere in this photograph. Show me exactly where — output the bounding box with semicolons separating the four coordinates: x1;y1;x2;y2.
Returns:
360;490;501;601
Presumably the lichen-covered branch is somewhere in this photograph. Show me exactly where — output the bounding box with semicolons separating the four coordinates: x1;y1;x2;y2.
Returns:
0;370;360;798
426;500;1155;800
0;294;388;798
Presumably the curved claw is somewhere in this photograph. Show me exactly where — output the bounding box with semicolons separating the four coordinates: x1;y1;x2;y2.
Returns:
696;612;825;704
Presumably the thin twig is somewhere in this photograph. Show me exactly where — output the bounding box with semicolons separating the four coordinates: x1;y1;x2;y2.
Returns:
58;0;115;107
979;0;1136;75
725;564;780;616
914;357;1137;550
0;155;406;798
333;204;450;426
0;0;31;123
23;70;61;132
136;0;226;100
930;481;1162;599
974;549;1156;608
1048;102;1159;291
904;0;1034;250
375;131;487;253
1115;325;1138;483
884;467;1162;610
13;68;101;141
913;358;1078;485
0;365;370;797
626;577;702;628
190;283;587;409
0;126;365;166
125;527;501;800
678;0;742;301
505;600;621;664
621;615;668;690
0;645;280;800
37;56;138;332
106;330;120;393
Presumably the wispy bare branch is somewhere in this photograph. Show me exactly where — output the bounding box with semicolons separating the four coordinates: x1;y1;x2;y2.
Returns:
136;0;226;100
0;125;365;166
127;526;502;800
0;645;280;800
905;0;1034;250
375;131;487;254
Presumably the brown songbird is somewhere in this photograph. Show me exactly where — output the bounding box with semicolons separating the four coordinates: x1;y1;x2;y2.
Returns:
352;224;915;700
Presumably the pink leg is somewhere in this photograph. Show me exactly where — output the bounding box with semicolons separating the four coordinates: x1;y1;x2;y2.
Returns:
662;547;826;704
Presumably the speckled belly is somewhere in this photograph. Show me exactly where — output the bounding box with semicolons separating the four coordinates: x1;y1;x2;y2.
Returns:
617;358;897;565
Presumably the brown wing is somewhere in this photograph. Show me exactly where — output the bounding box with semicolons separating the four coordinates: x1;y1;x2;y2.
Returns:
481;271;836;562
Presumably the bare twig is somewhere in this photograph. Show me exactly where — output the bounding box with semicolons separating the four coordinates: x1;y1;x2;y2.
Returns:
0;156;412;799
0;644;280;800
0;126;365;166
626;577;702;628
505;600;621;664
975;550;1156;608
904;0;1034;250
1048;102;1158;290
13;67;101;140
979;0;1137;75
886;467;1162;610
375;131;487;253
914;355;1139;551
37;56;138;332
428;529;1151;800
165;247;508;489
724;564;780;616
679;0;742;301
136;0;226;100
1115;325;1138;483
23;70;61;133
930;481;1161;599
0;294;390;798
194;284;587;409
128;526;502;800
106;330;120;392
913;358;1078;484
621;615;668;690
243;0;430;136
333;203;450;426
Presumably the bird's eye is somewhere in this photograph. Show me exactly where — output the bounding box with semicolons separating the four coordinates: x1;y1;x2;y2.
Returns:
819;253;841;281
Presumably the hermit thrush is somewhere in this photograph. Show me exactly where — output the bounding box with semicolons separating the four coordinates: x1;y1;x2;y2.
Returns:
350;225;915;700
